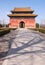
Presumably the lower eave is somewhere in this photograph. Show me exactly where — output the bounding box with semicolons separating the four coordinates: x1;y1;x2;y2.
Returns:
8;14;38;17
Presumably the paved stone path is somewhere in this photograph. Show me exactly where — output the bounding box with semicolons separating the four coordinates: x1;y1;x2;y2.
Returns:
2;28;45;65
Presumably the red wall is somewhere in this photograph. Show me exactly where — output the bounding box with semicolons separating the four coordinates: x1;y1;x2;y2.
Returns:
9;18;36;28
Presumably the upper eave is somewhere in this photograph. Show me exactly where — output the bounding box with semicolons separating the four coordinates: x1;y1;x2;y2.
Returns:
11;7;34;13
8;14;38;17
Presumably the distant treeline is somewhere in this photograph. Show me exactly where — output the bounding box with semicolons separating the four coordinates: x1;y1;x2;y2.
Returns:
0;24;9;27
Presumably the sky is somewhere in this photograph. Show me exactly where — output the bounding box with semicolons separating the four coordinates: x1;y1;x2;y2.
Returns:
0;0;45;24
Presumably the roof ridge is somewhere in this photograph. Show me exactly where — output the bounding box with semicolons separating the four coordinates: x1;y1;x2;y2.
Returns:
12;7;34;12
14;7;30;8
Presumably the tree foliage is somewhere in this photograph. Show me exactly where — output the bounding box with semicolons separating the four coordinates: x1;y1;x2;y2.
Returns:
36;23;39;28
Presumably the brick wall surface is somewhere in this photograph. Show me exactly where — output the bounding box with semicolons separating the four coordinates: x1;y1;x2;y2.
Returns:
9;18;36;28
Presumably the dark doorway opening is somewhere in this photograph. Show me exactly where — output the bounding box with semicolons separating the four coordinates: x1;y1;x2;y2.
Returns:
19;21;25;28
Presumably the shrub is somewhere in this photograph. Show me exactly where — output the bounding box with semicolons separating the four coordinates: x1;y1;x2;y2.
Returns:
39;29;45;33
0;28;10;36
28;28;45;34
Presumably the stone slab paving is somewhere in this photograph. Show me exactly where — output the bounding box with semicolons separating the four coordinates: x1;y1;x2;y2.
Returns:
2;28;45;65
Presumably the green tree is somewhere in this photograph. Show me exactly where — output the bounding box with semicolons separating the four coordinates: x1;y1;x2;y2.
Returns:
36;23;39;28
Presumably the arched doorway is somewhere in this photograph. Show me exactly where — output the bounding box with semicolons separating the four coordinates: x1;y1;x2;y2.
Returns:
19;21;25;28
